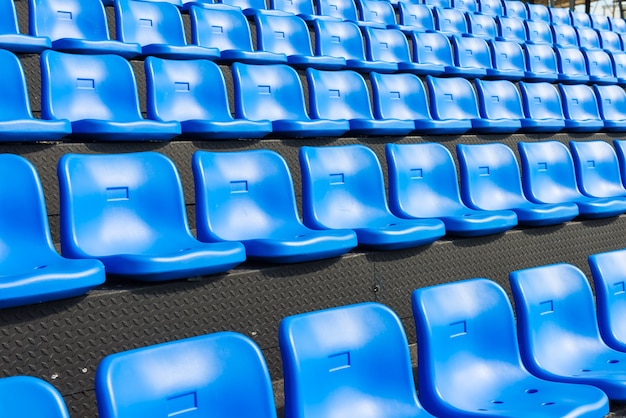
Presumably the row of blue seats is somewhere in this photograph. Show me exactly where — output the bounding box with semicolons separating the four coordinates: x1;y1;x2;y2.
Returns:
6;139;626;309
9;250;626;417
7;49;626;142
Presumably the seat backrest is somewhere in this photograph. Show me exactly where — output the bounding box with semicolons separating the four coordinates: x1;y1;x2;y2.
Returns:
589;249;626;351
0;376;69;418
192;149;303;242
503;0;527;19
569;140;626;198
410;31;454;67
424;0;451;8
495;15;526;43
616;140;626;188
279;302;427;418
144;57;233;123
96;332;277;418
555;46;588;80
610;51;626;81
189;5;255;52
611;16;626;33
526;2;549;22
509;263;608;376
255;13;314;57
549;6;572;25
453;0;477;13
0;49;37;121
583;48;616;81
576;26;601;50
317;0;359;21
434;6;467;36
40;50;143;122
270;0;316;16
115;0;187;47
363;27;411;64
559;84;603;125
466;12;497;39
425;76;481;121
386;142;467;218
313;19;367;61
231;62;310;122
524;43;558;77
307;68;375;121
571;10;591;28
594;84;626;122
370;72;432;121
479;0;504;16
398;2;435;32
0;0;21;35
57;152;193;258
457;142;528;210
525;20;552;45
518;81;565;121
412;278;528;411
0;154;58;267
591;14;611;31
517;141;582;204
221;0;267;12
29;0;110;41
598;30;622;52
299;145;392;229
452;35;492;70
474;79;524;120
359;0;396;26
551;24;578;47
488;39;525;75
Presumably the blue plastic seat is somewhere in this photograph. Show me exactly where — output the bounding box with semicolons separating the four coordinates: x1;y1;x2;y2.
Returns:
254;13;345;69
189;5;287;64
457;143;579;226
313;20;396;73
478;0;504;16
96;332;277;418
410;31;456;74
495;16;526;44
591;14;611;31
185;0;267;15
412;278;610;418
424;0;451;8
594;84;626;131
599;30;623;53
474;79;523;133
279;302;435;418
433;7;468;37
503;0;527;19
269;0;318;20
518;141;626;218
40;51;180;141
192;150;357;263
583;48;618;85
0;376;70;418
386;143;517;237
466;13;497;40
0;0;50;53
449;35;492;78
426;76;499;133
611;17;626;33
29;0;141;58
396;2;435;33
616;140;626;186
569;140;626;198
523;43;559;82
558;84;604;132
358;0;397;28
0;154;104;309
145;57;272;139
571;11;591;28
611;51;626;85
518;81;566;132
524;20;552;45
307;68;415;135
114;0;220;59
577;27;602;50
510;263;626;401
299;145;445;250
232;63;349;137
0;49;70;142
58;152;246;281
370;72;471;134
317;0;360;22
555;46;590;84
364;27;438;75
589;249;626;353
526;2;549;22
453;0;477;13
486;39;525;80
551;24;579;48
549;6;572;26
